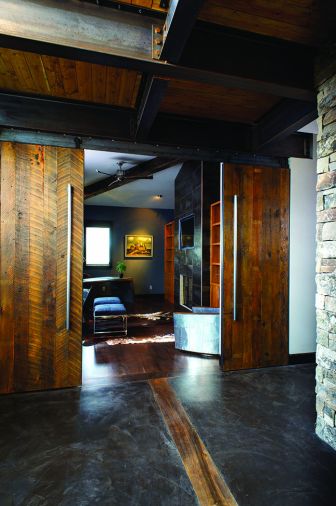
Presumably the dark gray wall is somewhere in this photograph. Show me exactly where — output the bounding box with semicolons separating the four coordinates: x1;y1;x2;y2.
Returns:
174;161;203;307
174;161;220;307
84;205;174;295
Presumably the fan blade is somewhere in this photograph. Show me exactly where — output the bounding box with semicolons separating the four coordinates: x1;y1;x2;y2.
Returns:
124;175;154;180
106;175;153;188
96;169;114;176
107;178;119;187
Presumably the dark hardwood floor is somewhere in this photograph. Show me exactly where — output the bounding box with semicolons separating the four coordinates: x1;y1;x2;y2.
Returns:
82;340;219;386
82;295;220;386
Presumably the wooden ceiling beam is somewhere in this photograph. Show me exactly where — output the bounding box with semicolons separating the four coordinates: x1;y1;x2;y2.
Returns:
0;92;251;151
0;92;133;139
84;157;181;199
180;22;315;94
136;0;205;141
0;126;313;161
159;0;205;64
0;92;313;158
0;0;315;101
253;99;318;151
260;132;313;159
136;76;169;141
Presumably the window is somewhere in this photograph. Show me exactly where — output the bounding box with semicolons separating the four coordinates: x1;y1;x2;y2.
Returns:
85;225;111;266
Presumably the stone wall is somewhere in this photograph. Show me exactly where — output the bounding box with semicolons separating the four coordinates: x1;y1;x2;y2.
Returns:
315;49;336;450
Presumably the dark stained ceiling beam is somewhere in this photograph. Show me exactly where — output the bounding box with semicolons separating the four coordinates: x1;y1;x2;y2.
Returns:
79;0;166;19
0;0;315;101
136;0;205;141
253;99;318;151
260;133;313;159
159;0;205;64
0;92;252;151
0;127;313;161
135;76;169;141
0;92;313;158
0;92;133;139
84;157;181;199
180;22;315;94
150;113;251;151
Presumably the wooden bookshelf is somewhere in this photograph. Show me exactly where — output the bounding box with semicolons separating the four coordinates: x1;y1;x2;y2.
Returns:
210;201;220;307
164;221;175;304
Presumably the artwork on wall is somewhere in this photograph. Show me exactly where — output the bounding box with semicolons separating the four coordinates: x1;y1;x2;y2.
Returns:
125;235;153;258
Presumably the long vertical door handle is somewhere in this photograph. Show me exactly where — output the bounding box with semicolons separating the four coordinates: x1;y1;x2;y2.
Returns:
233;195;238;321
66;184;73;331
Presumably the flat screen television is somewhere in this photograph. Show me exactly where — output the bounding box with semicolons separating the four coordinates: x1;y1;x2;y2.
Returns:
179;215;195;249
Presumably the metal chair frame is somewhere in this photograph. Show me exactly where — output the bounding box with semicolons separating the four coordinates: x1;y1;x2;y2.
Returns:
93;313;127;335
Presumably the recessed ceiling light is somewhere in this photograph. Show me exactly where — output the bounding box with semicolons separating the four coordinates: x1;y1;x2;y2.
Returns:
153;194;163;200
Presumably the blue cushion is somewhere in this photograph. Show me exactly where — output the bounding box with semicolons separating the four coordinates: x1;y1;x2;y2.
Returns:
94;303;126;316
94;296;121;306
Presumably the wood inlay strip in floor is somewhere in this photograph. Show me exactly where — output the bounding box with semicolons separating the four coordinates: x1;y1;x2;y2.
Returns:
149;378;238;506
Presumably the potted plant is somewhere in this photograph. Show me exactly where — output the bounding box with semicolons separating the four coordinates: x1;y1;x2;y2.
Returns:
116;260;127;278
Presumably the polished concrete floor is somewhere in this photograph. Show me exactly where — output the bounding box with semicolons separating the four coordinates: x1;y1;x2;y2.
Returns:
0;365;335;505
171;364;336;506
0;382;196;506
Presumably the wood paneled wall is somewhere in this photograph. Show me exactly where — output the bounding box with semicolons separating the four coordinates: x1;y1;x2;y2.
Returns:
0;142;83;393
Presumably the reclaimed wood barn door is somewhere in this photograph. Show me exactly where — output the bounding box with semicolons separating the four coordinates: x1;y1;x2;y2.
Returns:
222;164;289;370
0;142;83;393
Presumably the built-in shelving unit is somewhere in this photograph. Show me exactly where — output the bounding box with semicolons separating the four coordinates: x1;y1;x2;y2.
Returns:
164;221;175;304
210;201;220;307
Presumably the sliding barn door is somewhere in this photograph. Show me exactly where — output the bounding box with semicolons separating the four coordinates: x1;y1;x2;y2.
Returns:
222;164;289;370
0;142;83;393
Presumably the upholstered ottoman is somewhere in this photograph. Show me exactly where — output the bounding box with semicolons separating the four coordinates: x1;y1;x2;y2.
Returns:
93;296;121;306
94;303;127;335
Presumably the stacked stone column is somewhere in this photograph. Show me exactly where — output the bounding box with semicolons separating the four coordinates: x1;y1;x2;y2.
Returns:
315;55;336;450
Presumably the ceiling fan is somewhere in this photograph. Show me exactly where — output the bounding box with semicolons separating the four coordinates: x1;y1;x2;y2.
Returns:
96;161;153;187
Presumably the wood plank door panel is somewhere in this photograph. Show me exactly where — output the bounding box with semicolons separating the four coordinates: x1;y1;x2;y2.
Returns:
222;164;289;370
0;142;83;393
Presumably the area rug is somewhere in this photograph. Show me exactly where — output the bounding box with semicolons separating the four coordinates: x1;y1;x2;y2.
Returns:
128;311;172;322
106;334;175;346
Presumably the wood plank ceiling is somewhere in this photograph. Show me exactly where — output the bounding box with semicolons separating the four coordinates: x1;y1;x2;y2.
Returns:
0;0;325;156
160;79;281;123
0;46;282;124
118;0;166;11
198;0;329;46
0;48;286;123
106;0;333;47
0;49;141;108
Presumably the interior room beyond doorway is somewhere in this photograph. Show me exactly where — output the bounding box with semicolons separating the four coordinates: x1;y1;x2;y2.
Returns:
82;149;221;384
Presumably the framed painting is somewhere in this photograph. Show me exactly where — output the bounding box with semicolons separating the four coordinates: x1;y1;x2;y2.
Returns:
125;235;153;258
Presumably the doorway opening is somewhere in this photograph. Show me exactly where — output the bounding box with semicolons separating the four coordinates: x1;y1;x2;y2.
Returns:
81;150;220;386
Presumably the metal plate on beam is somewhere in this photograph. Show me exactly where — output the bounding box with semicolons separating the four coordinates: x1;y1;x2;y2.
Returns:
0;0;153;61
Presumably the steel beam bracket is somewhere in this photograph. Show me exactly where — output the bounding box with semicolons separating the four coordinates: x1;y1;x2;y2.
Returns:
152;24;164;60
